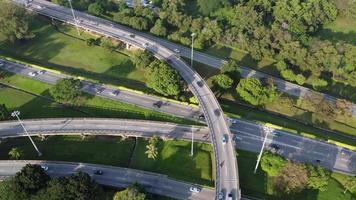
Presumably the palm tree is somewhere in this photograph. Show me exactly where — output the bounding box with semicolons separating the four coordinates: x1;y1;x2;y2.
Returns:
8;147;23;160
145;135;158;160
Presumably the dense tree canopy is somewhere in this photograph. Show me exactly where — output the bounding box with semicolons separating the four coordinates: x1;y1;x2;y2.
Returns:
132;50;154;69
0;104;10;121
113;184;146;200
0;1;35;42
145;61;184;96
0;165;104;200
236;78;279;106
275;162;309;194
212;74;234;90
261;151;286;176
50;78;82;105
306;165;331;191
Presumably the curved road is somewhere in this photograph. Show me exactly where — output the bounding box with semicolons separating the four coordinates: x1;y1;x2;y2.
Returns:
12;0;240;198
0;118;354;174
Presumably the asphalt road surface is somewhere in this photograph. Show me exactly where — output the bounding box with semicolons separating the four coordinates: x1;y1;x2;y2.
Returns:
11;1;240;198
0;118;354;175
0;160;215;200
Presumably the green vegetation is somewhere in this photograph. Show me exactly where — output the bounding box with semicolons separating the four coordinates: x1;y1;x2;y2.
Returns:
236;77;279;106
237;150;355;199
146;61;184;97
49;78;82;105
0;1;35;42
0;136;214;186
0;71;196;125
0;103;10;120
260;151;285;177
145;135;158;160
113;184;146;200
0;16;147;92
0;164;104;200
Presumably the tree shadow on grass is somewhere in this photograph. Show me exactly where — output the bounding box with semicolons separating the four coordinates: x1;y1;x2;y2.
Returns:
315;29;356;46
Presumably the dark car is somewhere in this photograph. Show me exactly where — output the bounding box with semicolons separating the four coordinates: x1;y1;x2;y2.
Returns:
315;159;321;163
198;114;205;120
197;80;204;87
93;170;103;175
228;193;234;200
153;101;163;108
129;34;135;38
271;144;280;150
214;109;221;116
166;58;173;64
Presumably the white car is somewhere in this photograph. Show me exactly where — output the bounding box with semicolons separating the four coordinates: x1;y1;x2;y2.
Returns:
28;71;37;77
0;61;4;67
222;134;228;145
189;186;201;193
143;43;149;48
41;165;49;171
174;48;180;53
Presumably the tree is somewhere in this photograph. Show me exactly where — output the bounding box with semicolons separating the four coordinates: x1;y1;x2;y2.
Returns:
212;74;233;90
113;184;146;200
0;1;35;42
88;2;105;16
8;147;23;160
314;101;336;123
335;99;352;115
311;77;328;91
236;78;279;106
100;37;117;52
13;164;50;195
150;19;167;37
0;104;10;121
145;61;184;96
49;78;82;105
145;135;158;160
275;161;309;194
131;50;154;69
306;165;330;191
64;172;103;200
220;60;240;81
260;151;286;176
343;176;356;194
197;0;227;16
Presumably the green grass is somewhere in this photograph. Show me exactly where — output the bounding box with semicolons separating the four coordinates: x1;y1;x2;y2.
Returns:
236;150;355;200
0;70;196;125
0;16;148;92
129;138;214;186
316;16;356;45
0;136;135;167
0;136;213;187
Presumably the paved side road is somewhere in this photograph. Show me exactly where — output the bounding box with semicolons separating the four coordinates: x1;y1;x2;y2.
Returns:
0;118;354;175
0;160;215;200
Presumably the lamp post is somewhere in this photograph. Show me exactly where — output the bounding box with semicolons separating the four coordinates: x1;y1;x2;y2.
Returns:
190;32;196;68
68;0;80;36
11;111;42;157
254;126;274;174
190;128;194;157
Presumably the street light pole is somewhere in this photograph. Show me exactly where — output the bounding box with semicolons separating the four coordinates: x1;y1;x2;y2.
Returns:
68;0;80;36
190;33;196;68
190;128;194;156
11;111;42;157
254;126;273;174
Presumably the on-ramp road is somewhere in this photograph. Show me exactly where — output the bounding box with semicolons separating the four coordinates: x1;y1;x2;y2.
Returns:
12;0;240;198
0;118;354;174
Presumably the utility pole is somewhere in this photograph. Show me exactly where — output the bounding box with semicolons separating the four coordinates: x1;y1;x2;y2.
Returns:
11;111;42;157
190;33;196;68
190;128;194;156
254;126;273;174
68;0;80;36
